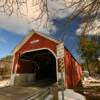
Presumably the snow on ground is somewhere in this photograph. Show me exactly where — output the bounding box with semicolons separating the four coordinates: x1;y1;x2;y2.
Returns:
59;89;86;100
0;79;10;88
82;76;100;87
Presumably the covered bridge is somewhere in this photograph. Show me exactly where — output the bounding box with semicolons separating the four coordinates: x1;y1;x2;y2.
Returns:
11;31;82;88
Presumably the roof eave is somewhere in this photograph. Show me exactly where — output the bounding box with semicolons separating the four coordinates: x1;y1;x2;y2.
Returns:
12;31;60;54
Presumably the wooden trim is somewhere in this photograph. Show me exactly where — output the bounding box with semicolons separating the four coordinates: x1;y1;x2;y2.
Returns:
12;31;60;54
21;48;59;81
35;32;60;44
12;32;34;54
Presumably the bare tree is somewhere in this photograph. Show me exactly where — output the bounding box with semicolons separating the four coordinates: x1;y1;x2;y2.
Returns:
0;0;49;21
0;0;100;35
66;0;100;35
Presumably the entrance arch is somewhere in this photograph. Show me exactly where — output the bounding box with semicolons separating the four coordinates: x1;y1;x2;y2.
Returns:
18;49;57;85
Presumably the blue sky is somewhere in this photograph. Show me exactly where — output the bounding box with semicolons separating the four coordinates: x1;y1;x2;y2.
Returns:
52;17;81;58
0;0;81;60
0;17;81;61
0;28;23;58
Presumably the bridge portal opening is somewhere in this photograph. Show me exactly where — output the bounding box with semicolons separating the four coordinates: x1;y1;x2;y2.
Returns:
18;49;57;85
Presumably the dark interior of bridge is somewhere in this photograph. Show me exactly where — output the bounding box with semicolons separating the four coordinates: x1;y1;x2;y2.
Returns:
19;49;57;85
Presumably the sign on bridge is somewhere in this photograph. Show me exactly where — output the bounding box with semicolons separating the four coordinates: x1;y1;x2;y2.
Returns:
57;42;64;59
57;42;64;71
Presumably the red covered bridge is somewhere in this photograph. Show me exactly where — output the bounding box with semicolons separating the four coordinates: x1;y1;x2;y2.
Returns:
11;31;82;88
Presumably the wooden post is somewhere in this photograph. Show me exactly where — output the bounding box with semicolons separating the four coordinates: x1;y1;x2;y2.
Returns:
57;42;65;100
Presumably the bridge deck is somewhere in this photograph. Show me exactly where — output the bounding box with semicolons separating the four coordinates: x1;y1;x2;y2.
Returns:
0;84;50;100
0;86;43;100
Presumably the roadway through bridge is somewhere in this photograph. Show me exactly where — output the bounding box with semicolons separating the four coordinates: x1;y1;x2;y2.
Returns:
0;82;51;100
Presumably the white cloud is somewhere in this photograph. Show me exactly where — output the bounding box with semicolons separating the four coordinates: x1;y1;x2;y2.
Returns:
0;15;33;35
0;0;74;35
2;0;98;36
0;37;7;43
48;0;74;19
76;19;100;36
